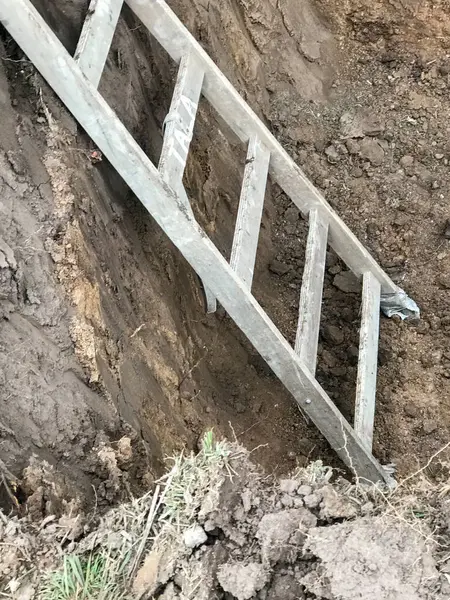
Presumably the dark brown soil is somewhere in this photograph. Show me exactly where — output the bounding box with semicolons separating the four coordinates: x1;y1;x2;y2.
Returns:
1;0;449;515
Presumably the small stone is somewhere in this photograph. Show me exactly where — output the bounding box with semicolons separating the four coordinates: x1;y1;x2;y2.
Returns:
269;260;290;276
429;315;441;330
361;501;374;515
325;251;339;268
351;166;363;178
333;271;361;294
443;220;450;239
297;485;312;497
421;350;442;367
423;420;438;435
348;345;359;359
242;490;252;512
322;324;344;345
438;274;450;289
328;264;341;275
346;139;360;155
303;493;321;509
281;494;295;507
330;366;347;377
415;163;433;186
359;137;385;166
279;479;299;494
183;524;207;548
339;111;385;138
399;155;414;169
325;145;340;164
435;153;445;160
439;63;450;76
284;207;300;224
404;405;419;419
393;214;410;227
321;349;337;368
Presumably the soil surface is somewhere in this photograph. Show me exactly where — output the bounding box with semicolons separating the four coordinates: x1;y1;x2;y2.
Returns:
2;442;449;599
1;0;450;512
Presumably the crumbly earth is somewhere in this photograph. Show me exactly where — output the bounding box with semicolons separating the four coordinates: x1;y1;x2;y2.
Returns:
2;444;449;599
1;0;450;516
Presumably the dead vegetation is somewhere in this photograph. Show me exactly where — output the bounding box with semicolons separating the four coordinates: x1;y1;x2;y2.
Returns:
1;433;450;600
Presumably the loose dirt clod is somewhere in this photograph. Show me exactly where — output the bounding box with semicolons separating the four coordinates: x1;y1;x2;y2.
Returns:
1;436;450;599
217;562;268;600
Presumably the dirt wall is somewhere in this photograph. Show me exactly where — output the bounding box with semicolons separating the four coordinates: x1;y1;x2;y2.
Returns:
1;0;449;510
0;0;338;507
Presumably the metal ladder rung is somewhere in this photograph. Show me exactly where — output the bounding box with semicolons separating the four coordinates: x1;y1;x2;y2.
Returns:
230;135;270;289
295;209;328;373
355;272;381;451
159;51;203;185
74;0;123;88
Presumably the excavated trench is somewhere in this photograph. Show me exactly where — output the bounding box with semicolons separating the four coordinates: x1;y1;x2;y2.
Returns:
1;0;450;512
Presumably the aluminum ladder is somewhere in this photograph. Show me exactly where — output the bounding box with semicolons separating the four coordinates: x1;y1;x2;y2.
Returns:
0;0;419;484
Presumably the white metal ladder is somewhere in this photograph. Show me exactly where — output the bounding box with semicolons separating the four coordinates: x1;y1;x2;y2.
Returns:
0;0;419;484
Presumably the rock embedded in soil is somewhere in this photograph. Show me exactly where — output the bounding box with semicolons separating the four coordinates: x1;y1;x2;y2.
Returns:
297;484;312;497
443;219;450;239
399;155;414;169
359;137;385;166
438;274;450;290
269;260;290;276
303;493;321;509
321;349;337;368
183;524;208;548
217;562;267;600
325;145;340;164
351;166;364;178
339;111;385;139
279;479;299;494
284;207;300;224
345;139;360;155
332;270;361;294
318;485;358;520
322;324;344;345
423;420;438;435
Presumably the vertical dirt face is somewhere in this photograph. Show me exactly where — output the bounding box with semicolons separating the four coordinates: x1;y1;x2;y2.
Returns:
0;0;337;506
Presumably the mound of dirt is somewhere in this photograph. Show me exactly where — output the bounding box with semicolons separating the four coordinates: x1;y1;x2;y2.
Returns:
139;457;445;600
3;439;449;599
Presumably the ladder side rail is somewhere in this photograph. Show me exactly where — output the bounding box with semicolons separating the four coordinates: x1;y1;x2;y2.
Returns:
125;0;398;294
1;0;391;485
75;0;124;88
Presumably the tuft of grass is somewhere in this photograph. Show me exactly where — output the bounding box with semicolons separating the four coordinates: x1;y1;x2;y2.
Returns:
157;431;233;530
293;460;334;485
36;431;235;600
39;551;132;600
